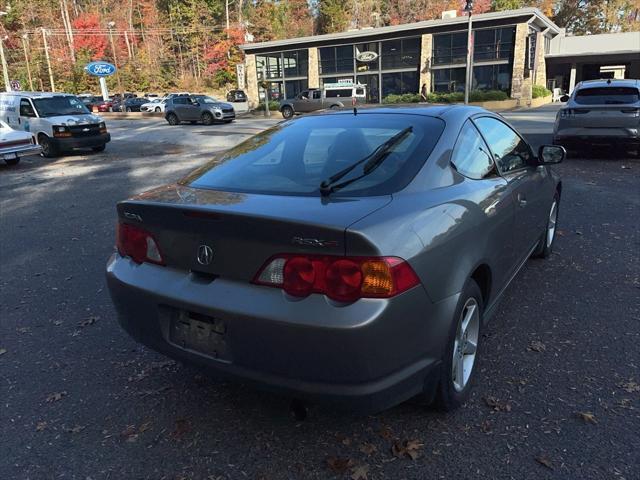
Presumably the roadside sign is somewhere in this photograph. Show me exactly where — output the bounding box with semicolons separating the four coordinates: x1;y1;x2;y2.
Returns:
84;61;117;77
10;80;20;91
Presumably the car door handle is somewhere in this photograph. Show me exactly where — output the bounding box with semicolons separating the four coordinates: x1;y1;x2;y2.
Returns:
517;195;527;207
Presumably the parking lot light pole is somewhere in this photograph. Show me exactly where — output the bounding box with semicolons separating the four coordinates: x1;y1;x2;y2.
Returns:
107;21;123;94
464;0;474;105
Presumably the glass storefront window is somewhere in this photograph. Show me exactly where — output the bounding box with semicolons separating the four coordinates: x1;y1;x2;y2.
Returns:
473;27;515;62
283;50;309;78
355;42;379;72
381;38;420;69
433;32;467;65
320;46;354;74
472;64;512;92
432;68;466;92
381;71;419;99
285;79;309;99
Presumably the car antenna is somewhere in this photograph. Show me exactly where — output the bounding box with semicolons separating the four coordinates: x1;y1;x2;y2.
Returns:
352;96;357;116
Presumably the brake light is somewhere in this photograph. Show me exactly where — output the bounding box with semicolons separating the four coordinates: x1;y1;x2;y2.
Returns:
253;255;420;302
116;222;164;265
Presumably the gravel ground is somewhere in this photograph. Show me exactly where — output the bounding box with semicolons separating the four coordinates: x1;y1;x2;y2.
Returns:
1;106;638;480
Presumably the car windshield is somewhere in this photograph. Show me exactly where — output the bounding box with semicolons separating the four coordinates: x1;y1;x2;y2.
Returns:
32;96;90;117
195;96;220;104
575;87;639;105
182;113;445;197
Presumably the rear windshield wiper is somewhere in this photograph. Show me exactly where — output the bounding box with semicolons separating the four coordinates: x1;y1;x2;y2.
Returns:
319;126;413;196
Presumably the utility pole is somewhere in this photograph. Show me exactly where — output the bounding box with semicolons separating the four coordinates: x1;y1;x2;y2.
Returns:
107;22;123;93
60;0;75;63
464;0;474;105
0;36;10;92
21;34;34;91
41;28;55;92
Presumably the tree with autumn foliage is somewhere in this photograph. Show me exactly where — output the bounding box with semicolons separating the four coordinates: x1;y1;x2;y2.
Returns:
73;13;109;60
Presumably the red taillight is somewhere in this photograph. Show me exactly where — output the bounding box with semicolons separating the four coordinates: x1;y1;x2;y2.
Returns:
254;255;420;302
116;222;164;265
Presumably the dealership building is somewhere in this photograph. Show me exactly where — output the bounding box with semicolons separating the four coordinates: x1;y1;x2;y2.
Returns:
240;7;640;106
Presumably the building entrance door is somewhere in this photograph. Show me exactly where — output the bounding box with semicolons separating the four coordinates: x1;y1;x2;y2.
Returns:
357;74;380;104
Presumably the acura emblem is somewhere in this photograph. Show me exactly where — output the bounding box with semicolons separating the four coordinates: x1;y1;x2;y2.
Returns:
196;245;214;265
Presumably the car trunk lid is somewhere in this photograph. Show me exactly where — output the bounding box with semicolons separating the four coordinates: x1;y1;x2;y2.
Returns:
116;184;391;281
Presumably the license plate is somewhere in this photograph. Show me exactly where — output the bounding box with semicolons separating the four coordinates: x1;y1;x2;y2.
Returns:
169;311;228;360
3;153;18;160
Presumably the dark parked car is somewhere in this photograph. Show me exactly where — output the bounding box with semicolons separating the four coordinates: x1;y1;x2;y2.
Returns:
122;97;148;112
107;106;564;413
164;95;235;125
226;89;247;103
79;95;102;111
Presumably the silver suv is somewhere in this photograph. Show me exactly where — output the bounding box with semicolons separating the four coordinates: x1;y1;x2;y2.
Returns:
554;78;640;155
165;95;235;125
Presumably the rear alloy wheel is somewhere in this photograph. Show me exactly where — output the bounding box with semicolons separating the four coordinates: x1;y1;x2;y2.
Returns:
434;279;483;411
39;134;59;158
201;112;214;125
166;113;179;126
155;107;161;113
533;194;559;258
126;107;132;112
281;106;294;119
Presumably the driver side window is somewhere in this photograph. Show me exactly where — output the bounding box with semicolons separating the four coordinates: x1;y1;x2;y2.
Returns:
474;117;533;173
298;91;309;100
19;99;36;117
450;120;495;180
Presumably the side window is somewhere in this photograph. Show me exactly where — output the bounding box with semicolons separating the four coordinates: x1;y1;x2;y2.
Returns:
19;99;36;117
298;91;309;99
173;98;187;105
450;121;495;180
312;90;321;100
474;117;533;173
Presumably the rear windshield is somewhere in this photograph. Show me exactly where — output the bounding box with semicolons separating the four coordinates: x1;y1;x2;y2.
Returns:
575;87;639;105
33;96;90;117
182;114;445;197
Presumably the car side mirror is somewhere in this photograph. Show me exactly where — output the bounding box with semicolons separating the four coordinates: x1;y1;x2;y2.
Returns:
538;145;565;165
559;94;570;102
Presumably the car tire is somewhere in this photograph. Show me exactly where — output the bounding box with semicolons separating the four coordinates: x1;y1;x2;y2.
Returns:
126;107;132;112
281;106;294;119
224;120;233;123
166;113;179;126
533;193;560;259
330;104;340;110
92;144;106;152
433;279;483;411
4;157;20;165
201;112;214;125
38;134;59;158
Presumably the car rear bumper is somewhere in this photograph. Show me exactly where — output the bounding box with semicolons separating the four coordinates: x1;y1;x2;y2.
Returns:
52;133;111;150
0;144;42;158
554;127;639;145
106;254;458;412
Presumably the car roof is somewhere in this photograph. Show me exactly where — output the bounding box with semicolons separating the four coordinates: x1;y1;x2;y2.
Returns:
0;91;78;98
576;78;640;89
306;104;491;120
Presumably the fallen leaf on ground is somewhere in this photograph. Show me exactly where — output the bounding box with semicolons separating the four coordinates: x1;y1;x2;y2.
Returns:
391;439;424;460
619;381;640;393
36;421;47;431
360;442;377;455
46;391;67;403
138;421;152;433
0;348;6;356
121;425;139;443
479;420;492;433
170;418;191;440
578;411;597;424
78;316;99;328
484;396;512;412
66;425;85;433
535;455;553;470
16;327;29;333
326;457;355;474
378;426;394;440
350;464;369;480
528;340;546;352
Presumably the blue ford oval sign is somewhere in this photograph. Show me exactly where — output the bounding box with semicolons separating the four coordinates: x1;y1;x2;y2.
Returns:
84;61;117;77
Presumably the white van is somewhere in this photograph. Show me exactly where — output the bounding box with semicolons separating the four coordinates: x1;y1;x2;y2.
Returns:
0;92;111;157
323;82;367;101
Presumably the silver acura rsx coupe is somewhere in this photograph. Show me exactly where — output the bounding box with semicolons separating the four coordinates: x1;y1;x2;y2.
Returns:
106;105;565;413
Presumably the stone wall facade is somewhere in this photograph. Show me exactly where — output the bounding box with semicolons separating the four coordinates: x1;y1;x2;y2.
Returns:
308;47;319;89
510;23;532;107
245;53;259;108
419;34;433;96
533;31;547;87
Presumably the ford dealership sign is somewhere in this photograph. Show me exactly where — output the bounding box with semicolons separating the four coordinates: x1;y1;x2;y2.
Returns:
84;61;117;77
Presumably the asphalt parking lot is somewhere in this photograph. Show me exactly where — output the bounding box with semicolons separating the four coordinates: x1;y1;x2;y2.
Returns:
1;105;639;480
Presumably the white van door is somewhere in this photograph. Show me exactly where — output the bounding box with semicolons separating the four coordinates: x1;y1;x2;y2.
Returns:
18;98;38;133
